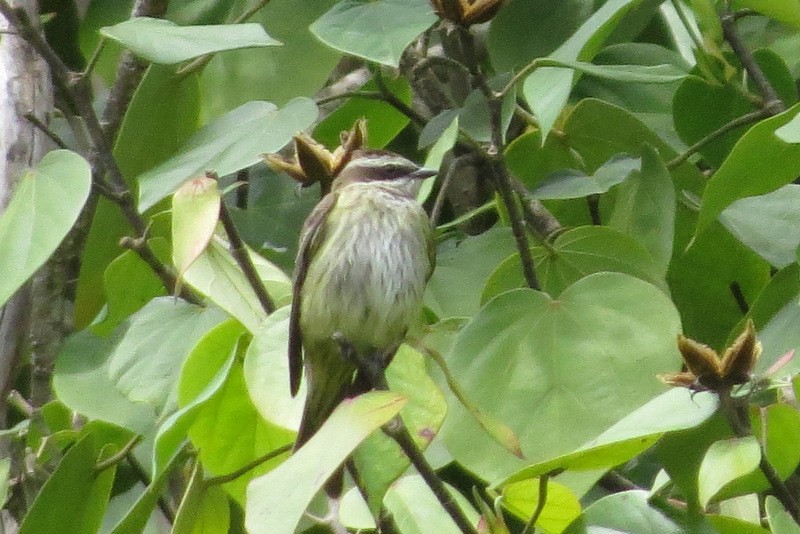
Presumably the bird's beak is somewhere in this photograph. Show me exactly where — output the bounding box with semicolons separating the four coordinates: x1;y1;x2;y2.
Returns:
411;168;438;180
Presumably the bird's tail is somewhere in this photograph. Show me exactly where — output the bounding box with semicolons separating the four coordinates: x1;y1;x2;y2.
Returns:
294;343;357;450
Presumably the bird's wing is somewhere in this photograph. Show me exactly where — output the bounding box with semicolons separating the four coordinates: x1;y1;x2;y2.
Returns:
288;192;338;396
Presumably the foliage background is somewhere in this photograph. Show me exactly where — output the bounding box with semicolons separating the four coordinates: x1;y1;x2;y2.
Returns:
2;0;800;532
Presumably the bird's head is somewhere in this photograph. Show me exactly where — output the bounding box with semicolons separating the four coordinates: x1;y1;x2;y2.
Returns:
333;150;437;197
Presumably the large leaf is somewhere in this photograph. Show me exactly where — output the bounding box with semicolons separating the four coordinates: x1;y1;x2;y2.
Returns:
137;97;318;210
383;475;480;534
245;391;406;534
766;495;800;533
107;297;227;413
243;306;305;431
695;103;800;238
100;17;279;64
498;389;717;486
530;154;640;200
563;490;682;534
523;0;640;141
610;144;676;275
501;479;582;534
53;331;156;434
19;434;115;534
719;184;800;268
200;0;341;115
731;0;800;28
310;0;436;67
0;150;90;308
698;437;761;508
482;225;663;301
442;272;682;482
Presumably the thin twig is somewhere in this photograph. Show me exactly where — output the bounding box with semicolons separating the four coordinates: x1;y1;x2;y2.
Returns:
22;112;67;149
430;154;466;227
203;444;291;487
215;178;276;314
80;37;106;80
520;475;549;534
497;58;541;98
669;0;704;53
719;5;785;114
667;108;771;169
457;26;539;290
176;0;274;78
125;451;177;523
315;90;385;106
95;435;143;472
374;69;427;126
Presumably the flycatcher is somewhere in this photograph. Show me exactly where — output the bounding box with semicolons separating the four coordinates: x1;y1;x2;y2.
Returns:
288;149;436;451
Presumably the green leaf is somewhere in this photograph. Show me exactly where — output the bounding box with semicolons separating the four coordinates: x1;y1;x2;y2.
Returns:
0;150;90;308
101;17;279;64
54;331;156;434
530;154;640;199
183;237;291;332
425;228;518;319
505;130;583;190
766;495;800;533
20;434;116;534
720;185;800;268
498;389;717;486
314;76;411;149
482;225;663;301
610;145;676;276
698;437;761;508
673;76;756;169
442;272;682;482
523;0;640;141
542;58;687;83
180;322;293;504
107;297;227;413
501;479;581;534
563;490;683;534
245;391;406;534
309;0;436;67
153;320;243;476
172;177;221;285
0;458;10;508
487;0;592;72
172;463;230;534
695;103;800;238
94;241;169;336
731;0;800;28
200;0;341;114
243;307;305;431
383;475;480;534
110;448;186;534
137;97;318;210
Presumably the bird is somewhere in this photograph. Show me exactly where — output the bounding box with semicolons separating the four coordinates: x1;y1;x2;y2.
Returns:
288;149;437;460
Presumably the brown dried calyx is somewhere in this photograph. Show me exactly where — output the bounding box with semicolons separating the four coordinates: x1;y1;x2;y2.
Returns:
429;0;506;26
264;119;366;195
659;319;762;392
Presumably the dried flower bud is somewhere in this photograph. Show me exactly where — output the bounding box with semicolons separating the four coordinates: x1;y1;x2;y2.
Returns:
430;0;505;26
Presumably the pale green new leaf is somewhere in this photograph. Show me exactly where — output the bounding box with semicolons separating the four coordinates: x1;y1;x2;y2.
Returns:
245;392;406;534
0;150;90;308
698;437;761;508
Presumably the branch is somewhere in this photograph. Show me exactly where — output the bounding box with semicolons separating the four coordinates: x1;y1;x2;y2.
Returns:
203;444;291;487
101;0;170;142
520;475;549;534
456;27;539;290
719;5;785;114
95;435;143;472
667;108;771;169
0;1;204;306
216;187;276;315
